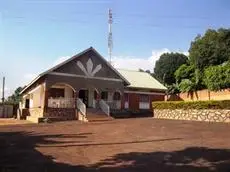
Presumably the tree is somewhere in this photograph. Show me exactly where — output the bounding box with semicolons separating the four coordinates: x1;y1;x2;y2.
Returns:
139;69;145;72
175;64;195;83
203;62;230;91
154;53;188;85
139;69;151;74
7;87;24;104
175;64;205;93
167;83;180;94
189;28;230;70
178;79;196;93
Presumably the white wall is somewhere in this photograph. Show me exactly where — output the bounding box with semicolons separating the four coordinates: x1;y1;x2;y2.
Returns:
30;86;42;108
64;86;73;98
108;92;113;102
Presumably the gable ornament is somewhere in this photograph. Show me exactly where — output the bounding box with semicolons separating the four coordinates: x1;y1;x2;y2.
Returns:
77;58;102;77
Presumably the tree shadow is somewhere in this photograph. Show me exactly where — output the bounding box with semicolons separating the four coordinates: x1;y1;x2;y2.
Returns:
0;131;92;172
0;131;230;172
38;137;183;148
90;147;230;172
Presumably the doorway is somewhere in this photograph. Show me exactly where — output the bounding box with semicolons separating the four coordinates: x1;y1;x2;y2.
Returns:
25;99;30;108
79;89;89;107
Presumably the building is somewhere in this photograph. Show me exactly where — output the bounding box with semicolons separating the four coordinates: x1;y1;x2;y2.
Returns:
19;47;166;122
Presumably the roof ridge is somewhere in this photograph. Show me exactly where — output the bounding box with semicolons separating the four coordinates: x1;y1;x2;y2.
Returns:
117;68;145;72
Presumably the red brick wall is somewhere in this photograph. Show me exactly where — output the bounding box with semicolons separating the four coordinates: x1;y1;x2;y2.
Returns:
150;94;165;109
127;93;165;110
150;95;165;101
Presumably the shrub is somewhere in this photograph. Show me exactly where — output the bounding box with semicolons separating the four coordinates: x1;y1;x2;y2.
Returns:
204;62;230;91
152;100;230;110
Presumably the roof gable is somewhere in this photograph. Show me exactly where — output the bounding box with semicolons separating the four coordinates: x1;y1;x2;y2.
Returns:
52;48;125;80
20;47;129;94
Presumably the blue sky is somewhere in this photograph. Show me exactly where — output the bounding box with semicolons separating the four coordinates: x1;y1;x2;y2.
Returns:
1;0;230;97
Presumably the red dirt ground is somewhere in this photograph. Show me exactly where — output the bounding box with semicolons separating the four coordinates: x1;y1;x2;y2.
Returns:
0;118;230;172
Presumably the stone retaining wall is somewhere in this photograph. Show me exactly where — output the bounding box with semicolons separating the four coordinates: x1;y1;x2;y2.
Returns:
45;108;76;120
153;109;230;123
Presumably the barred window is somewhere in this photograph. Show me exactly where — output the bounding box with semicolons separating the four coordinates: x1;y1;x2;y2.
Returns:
139;94;149;102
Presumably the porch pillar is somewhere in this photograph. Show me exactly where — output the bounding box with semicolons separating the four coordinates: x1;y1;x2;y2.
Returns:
121;92;125;110
96;91;101;108
74;90;79;107
43;89;49;116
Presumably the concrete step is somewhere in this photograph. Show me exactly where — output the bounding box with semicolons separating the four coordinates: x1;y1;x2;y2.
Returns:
86;108;113;122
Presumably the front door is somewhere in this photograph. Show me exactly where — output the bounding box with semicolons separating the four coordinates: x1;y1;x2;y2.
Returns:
79;89;89;107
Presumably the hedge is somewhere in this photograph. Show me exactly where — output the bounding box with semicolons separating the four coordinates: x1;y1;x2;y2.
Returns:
152;100;230;110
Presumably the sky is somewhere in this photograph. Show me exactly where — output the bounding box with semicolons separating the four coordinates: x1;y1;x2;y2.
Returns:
0;0;230;97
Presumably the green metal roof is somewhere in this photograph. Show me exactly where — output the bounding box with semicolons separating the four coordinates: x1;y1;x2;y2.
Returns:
117;69;167;90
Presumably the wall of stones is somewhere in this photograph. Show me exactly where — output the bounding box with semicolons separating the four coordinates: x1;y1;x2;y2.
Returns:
45;108;76;120
153;109;230;123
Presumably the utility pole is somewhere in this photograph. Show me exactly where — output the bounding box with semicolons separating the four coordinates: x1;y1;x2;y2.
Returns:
2;77;5;103
108;8;113;64
2;77;5;118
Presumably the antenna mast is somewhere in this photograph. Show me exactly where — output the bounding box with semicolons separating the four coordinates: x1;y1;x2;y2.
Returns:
108;8;113;64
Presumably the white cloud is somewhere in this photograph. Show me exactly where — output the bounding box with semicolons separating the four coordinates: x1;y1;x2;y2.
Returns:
49;50;189;74
7;49;188;99
113;48;189;72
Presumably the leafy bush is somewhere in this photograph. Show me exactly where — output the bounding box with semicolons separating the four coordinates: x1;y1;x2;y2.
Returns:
204;62;230;91
152;100;230;110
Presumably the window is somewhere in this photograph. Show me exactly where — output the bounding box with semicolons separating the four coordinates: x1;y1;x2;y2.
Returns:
49;88;64;98
101;91;108;100
113;92;121;100
139;94;149;102
139;94;150;109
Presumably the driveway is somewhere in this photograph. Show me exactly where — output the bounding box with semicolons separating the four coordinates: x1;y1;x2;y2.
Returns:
0;118;230;171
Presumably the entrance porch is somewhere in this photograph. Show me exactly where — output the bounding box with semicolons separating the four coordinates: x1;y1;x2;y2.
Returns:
20;79;124;122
